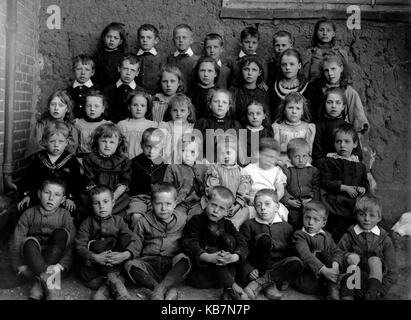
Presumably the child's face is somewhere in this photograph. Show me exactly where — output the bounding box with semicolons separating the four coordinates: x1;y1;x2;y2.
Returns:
173;28;193;52
303;209;327;234
274;36;292;56
241;35;259;55
247;103;266;128
142;138;162;160
285;100;304;123
317;22;335;44
198;62;217;87
210;92;230;119
119;60;139;84
258;148;280;170
204;39;223;61
254;194;279;223
161;72;179;96
325;93;345;118
138;30;159;51
281;55;301;80
334;131;357;158
290;147;310;169
98;134;120;157
170;104;190;122
46;133;68;157
74;62;94;84
218;146;237;166
49;97;68;120
182;142;199;166
129;95;148;119
242;62;261;85
323;61;343;85
38;183;65;212
206;194;232;223
85;96;105;119
356;207;381;231
104;29;123;50
152;191;176;223
91;191;114;218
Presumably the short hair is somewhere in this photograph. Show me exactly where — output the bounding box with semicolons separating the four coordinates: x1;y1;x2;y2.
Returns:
173;24;193;37
151;182;178;200
85;90;109;111
273;30;292;44
239;55;265;84
207;88;234;118
164;93;196;123
72;54;95;70
40;178;66;195
90;185;114;200
120;53;141;68
208;186;235;206
42;90;75;123
193;56;220;86
303;200;328;219
259;137;281;153
355;194;382;219
240;26;260;41
159;64;186;93
140;127;165;146
41;120;70;147
333;122;358;144
279;48;305;83
254;189;278;204
276;92;311;123
312;18;336;47
99;22;128;53
90;122;128;155
319;87;348;119
126;90;153;120
204;33;224;47
138;24;159;39
287;138;310;157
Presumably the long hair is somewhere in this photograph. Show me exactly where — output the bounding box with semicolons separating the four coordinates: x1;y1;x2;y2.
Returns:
99;22;128;53
163;93;196;123
126;90;153;120
319;87;348;120
311;18;336;47
40;90;75;124
320;54;351;89
193;56;220;86
242;100;271;128
90;122;128;156
239;55;265;85
275;92;311;123
278;48;306;84
158;64;186;94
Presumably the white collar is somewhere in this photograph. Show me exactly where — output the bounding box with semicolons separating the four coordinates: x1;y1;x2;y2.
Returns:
255;213;283;225
354;224;380;236
287;162;312;168
326;153;359;163
247;125;264;132
137;48;158;56
173;47;194;57
302;227;325;237
239;50;257;58
73;79;93;88
217;59;222;67
116;79;137;89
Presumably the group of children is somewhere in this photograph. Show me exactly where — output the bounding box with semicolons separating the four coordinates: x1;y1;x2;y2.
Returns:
9;19;397;300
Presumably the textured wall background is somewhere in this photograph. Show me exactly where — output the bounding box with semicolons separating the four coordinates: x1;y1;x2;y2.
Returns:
35;0;410;225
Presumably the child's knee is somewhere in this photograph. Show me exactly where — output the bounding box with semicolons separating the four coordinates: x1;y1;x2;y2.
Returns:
346;253;361;266
367;256;382;269
50;228;69;243
217;234;236;252
254;233;272;249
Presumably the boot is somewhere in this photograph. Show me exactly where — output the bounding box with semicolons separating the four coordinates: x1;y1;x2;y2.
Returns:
134;287;153;300
365;278;382;300
151;284;168;300
164;287;179;300
325;281;340;300
107;273;132;300
228;283;249;300
28;278;44;300
38;272;50;297
92;282;111;300
243;272;271;299
263;283;282;300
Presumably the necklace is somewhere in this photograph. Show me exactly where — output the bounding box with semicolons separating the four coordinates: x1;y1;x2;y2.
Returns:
280;78;300;90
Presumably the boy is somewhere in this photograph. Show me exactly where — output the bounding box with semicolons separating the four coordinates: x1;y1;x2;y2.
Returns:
282;138;320;230
75;186;139;300
319;123;369;241
126;128;168;228
203;33;231;89
181;186;249;300
240;189;303;300
125;182;191;300
166;24;199;92
338;195;398;300
136;24;164;95
66;54;99;118
267;31;293;87
103;53;144;123
292;201;344;300
10;179;76;300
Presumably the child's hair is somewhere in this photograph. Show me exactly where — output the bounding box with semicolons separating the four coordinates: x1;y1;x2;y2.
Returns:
72;54;95;70
259;137;281;153
240;26;260;41
164;93;196;123
173;23;193;37
355;194;382;219
320;87;348;119
41;90;75;123
303;200;328;219
239;55;264;85
90;122;127;155
40;120;70;147
333;122;358;144
151;182;178;200
90;185;114;200
40;178;66;195
254;188;278;204
85;89;109;116
286;138;310;158
279;48;306;83
242;100;270;127
203;33;224;47
119;53;141;68
321;54;350;89
193;56;220;85
208;185;235;206
126;90;153;120
312;18;336;47
159;64;186;93
140;127;165;147
207;88;234;118
272;30;292;45
99;22;128;52
137;24;159;39
276;92;311;123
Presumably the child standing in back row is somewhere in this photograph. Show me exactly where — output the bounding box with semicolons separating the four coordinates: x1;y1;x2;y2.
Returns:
267;31;293;87
204;33;231;89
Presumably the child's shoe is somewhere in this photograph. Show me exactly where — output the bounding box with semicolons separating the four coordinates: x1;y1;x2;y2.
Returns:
263;283;282;300
107;273;132;300
229;283;249;300
164;287;179;300
92;282;111;300
365;278;383;300
243;273;271;299
29;278;44;300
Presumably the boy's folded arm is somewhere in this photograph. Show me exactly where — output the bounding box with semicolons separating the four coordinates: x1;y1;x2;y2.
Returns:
380;237;398;296
292;232;324;275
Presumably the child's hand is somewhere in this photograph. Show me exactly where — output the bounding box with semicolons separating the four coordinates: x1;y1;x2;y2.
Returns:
200;252;220;265
249;269;260;281
356;187;366;196
346;253;360;266
63;199;76;212
17;196;30;211
92;251;112;266
301;198;312;205
17;265;29;276
106;251;131;265
216;251;239;265
341;185;358;198
320;266;339;283
229;204;241;218
287;198;302;208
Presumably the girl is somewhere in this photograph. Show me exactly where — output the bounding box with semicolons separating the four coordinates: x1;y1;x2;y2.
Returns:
152;65;185;122
303;18;350;82
270;49;320;123
189;56;220;119
231;55;270;126
74;90;110;156
83;123;131;215
272;92;316;165
93;22;127;88
26;90;78;157
158;93;196;164
117;90;158;159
